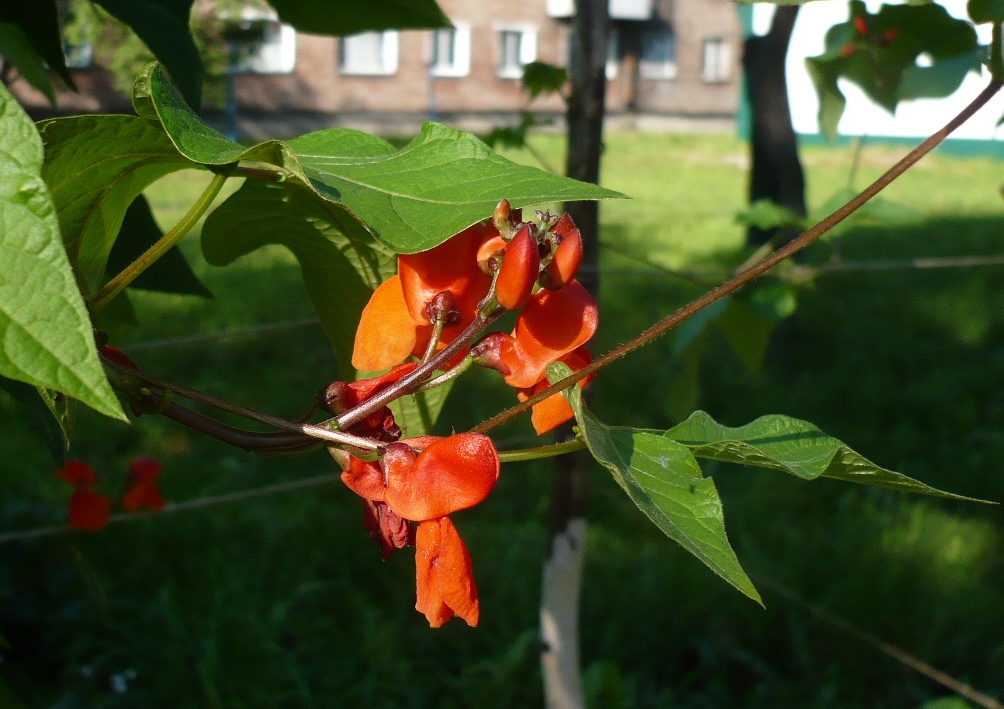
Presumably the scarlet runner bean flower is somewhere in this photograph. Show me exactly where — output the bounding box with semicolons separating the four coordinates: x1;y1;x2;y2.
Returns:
122;456;166;511
352;223;494;372
340;434;500;627
55;460;110;531
481;280;599;434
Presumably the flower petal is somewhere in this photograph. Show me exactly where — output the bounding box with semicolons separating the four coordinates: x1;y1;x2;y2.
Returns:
352;276;419;372
501;281;598;388
340;456;388;501
56;459;96;486
399;223;493;325
68;489;110;531
415;516;479;628
385;434;500;521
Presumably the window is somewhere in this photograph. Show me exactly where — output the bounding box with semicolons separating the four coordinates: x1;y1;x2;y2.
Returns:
701;37;730;83
639;25;677;80
240;21;296;74
340;31;399;76
430;25;471;77
497;27;537;79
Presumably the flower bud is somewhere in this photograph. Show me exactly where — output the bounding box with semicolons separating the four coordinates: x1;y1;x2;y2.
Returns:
540;227;583;291
493;199;512;230
470;332;513;376
422;290;461;327
495;224;540;310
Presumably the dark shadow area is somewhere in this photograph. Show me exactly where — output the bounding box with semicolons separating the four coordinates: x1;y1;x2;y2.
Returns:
2;205;1003;706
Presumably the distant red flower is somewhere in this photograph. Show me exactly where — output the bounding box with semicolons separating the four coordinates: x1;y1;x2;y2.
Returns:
56;460;110;531
122;456;165;512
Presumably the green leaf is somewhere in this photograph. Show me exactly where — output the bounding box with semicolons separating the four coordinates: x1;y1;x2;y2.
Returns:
0;85;125;420
736;199;807;233
202;180;376;380
294;122;622;253
388;383;453;438
968;0;1004;24
0;21;55;104
806;1;979;136
665;411;986;501
0;376;68;465
268;0;451;35
38;114;195;295
557;364;761;604
521;61;568;100
136;62;621;255
93;0;203;108
0;3;76;92
106;193;211;298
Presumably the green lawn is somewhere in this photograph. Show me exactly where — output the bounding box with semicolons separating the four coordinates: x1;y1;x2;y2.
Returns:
1;130;1002;708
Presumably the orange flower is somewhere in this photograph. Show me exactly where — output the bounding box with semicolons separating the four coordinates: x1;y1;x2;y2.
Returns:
415;516;479;627
516;346;595;435
340;433;500;627
122;456;166;512
56;460;110;531
352;223;495;372
499;281;598;389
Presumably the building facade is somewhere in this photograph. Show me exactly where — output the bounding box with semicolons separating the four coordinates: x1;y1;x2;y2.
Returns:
10;0;745;133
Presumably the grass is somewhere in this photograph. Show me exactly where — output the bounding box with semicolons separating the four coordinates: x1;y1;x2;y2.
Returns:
1;130;1003;707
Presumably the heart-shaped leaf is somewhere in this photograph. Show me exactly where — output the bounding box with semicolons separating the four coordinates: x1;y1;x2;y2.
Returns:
135;62;621;256
0;85;124;421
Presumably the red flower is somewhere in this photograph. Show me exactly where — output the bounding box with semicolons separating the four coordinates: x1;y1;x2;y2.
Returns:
515;346;595;435
486;280;599;434
415;516;479;628
352;223;495;372
340;433;500;627
56;460;110;531
122;456;166;512
68;489;111;531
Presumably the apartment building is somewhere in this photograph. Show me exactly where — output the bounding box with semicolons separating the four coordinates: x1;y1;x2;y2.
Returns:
10;0;744;130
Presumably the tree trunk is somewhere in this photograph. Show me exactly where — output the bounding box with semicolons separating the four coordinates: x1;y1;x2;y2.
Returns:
540;1;609;708
744;6;807;247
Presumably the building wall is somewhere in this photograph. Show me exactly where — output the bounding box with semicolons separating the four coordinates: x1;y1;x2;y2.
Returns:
8;0;743;122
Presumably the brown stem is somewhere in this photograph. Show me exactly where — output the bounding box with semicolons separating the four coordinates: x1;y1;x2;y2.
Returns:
471;78;1004;435
333;311;499;430
105;359;381;451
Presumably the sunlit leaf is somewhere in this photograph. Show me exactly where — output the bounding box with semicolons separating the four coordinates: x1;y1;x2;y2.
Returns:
558;364;761;603
0;85;125;420
666;411;985;500
38;114;196;296
135;62;621;255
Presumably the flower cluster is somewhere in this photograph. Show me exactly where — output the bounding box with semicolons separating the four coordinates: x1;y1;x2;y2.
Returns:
55;457;167;529
327;364;500;627
336;201;600;627
352;201;598;435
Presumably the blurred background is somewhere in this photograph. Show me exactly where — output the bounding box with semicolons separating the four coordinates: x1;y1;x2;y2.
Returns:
2;0;1003;706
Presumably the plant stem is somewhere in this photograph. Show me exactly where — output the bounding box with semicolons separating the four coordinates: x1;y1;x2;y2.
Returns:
334;311;499;430
471;78;1004;435
417;354;474;391
90;170;231;314
105;359;382;451
498;439;585;463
